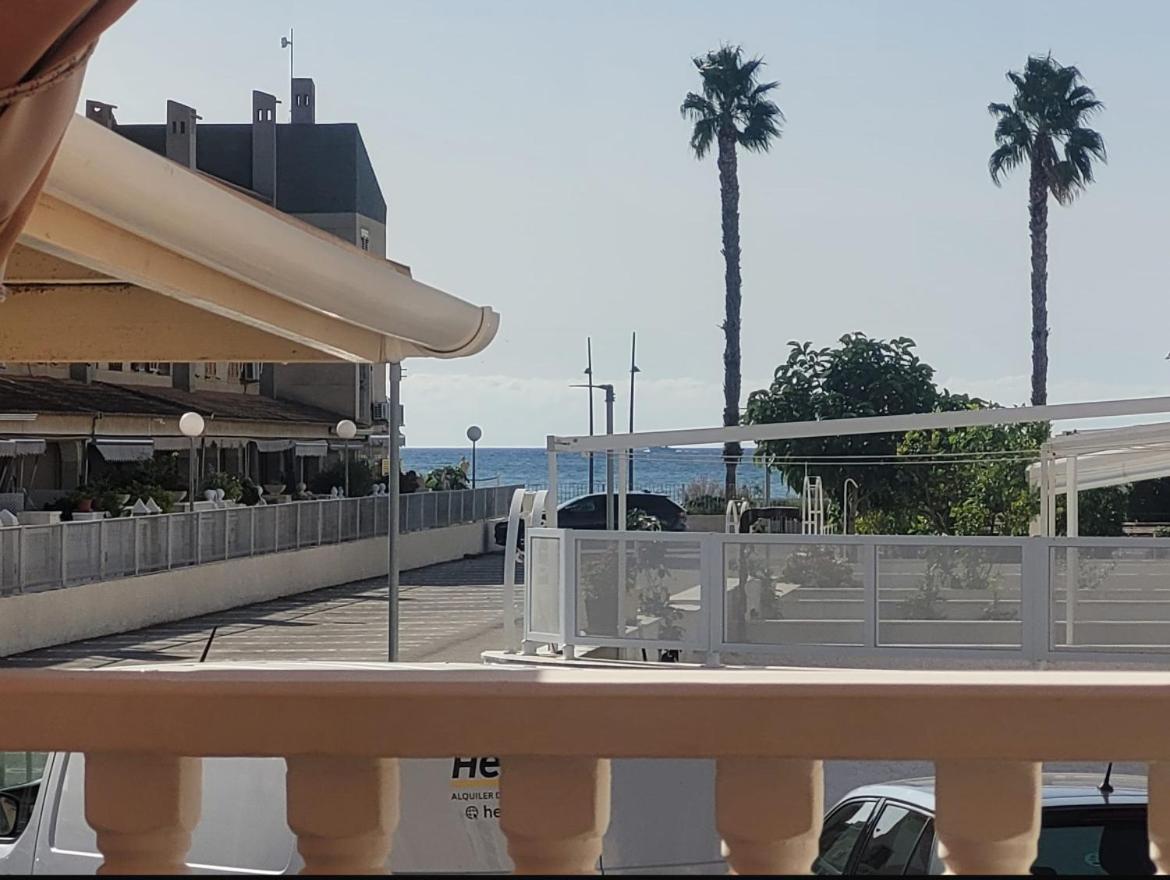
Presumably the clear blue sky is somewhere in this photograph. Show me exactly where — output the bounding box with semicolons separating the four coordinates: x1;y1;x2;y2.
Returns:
79;1;1170;445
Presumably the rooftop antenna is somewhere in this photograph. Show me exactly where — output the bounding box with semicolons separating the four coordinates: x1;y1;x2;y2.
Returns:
280;29;294;119
1099;761;1114;796
628;331;640;488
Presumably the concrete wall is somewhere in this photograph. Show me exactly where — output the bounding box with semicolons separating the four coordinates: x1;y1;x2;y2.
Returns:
0;520;497;658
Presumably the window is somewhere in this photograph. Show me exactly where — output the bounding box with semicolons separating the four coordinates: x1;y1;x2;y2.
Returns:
906;820;934;874
813;799;876;875
360;228;370;252
0;751;48;841
1033;807;1153;876
853;802;930;875
565;498;597;515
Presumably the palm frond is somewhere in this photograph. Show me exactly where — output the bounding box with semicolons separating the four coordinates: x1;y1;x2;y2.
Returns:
680;92;717;120
688;116;718;159
738;99;783;151
988;142;1026;184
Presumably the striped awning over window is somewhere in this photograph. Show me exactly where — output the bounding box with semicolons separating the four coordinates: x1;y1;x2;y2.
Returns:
293;441;329;458
94;439;153;462
0;438;46;457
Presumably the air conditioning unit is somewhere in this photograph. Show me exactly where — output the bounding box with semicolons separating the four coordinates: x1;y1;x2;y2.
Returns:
241;362;263;384
371;401;389;422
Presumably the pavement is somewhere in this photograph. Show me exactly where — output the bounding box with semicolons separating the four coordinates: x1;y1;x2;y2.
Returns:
0;552;516;669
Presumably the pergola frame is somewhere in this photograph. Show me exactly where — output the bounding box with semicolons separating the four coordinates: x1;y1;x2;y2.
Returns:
545;395;1170;536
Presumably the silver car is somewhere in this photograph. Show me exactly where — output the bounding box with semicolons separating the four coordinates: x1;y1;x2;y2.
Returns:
814;773;1153;876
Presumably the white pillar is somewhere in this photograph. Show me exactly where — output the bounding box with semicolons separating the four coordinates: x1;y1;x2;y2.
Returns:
935;760;1041;875
85;753;201;875
500;756;610;874
546;439;558;528
716;758;823;875
286;756;399;875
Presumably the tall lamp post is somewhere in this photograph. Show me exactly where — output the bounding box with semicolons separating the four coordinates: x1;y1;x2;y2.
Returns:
179;412;205;561
336;419;357;496
466;425;482;487
571;382;616;527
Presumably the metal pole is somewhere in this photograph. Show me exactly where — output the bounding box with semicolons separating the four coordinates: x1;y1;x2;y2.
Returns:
344;439;350;497
603;384;615;530
586;337;595;493
628;331;638;489
189;436;197;559
471;439;477;488
388;362;402;662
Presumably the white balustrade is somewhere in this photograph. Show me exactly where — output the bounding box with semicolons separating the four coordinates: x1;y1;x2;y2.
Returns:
4;665;1170;874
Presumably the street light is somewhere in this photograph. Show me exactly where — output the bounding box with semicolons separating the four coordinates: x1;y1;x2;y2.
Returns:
466;425;482;487
336;419;357;497
179;412;205;559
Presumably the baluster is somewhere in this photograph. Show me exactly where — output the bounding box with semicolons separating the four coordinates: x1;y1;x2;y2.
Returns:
500;756;610;874
1149;762;1170;873
935;760;1040;875
716;758;822;875
85;753;201;875
286;756;399;875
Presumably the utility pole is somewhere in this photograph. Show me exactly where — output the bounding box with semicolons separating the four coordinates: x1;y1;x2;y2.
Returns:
280;30;294;118
585;338;595;493
628;331;639;489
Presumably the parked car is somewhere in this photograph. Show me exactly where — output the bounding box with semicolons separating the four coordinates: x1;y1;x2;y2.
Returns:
494;492;687;549
815;773;1153;876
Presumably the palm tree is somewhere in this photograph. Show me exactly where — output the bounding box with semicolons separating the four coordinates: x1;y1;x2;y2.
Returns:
989;54;1105;406
682;45;783;498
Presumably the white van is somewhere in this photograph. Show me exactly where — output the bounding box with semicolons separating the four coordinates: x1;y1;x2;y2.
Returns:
0;741;722;874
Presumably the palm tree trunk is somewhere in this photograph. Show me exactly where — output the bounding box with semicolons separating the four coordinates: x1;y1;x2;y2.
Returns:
1028;158;1049;406
717;129;742;499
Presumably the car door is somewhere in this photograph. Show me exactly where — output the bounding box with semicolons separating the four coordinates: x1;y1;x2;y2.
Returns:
0;751;48;875
813;798;878;875
848;800;933;875
560;496;601;529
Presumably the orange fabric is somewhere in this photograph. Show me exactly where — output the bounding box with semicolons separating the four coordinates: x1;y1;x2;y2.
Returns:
0;0;135;285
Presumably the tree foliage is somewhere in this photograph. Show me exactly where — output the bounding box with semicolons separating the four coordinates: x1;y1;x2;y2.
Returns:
744;333;1126;536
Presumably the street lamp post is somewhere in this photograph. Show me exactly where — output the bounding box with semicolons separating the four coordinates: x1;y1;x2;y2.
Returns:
179;412;205;558
336;419;357;497
466;425;482;487
569;382;616;527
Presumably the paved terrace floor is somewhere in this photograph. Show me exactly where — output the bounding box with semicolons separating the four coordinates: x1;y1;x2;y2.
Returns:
1;553;516;669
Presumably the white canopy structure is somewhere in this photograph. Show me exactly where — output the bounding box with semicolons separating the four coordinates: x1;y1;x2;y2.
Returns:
2;115;499;364
1026;420;1170;536
546;395;1170;536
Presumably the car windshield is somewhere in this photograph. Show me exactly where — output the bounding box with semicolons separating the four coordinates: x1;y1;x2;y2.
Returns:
1033;807;1153;876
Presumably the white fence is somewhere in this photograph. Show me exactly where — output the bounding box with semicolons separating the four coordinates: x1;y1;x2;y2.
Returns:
0;486;518;596
523;529;1170;664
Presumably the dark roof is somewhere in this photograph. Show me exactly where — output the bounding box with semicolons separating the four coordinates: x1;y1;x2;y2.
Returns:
110;122;386;223
0;376;340;424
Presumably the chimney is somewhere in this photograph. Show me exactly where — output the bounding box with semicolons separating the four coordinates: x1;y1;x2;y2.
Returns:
291;77;315;124
251;90;278;202
85;100;118;129
165;100;199;169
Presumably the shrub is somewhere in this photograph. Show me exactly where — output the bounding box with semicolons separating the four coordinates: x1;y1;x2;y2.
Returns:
424;464;471;491
309;459;377;497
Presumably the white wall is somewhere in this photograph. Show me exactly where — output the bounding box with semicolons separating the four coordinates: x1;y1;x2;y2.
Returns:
0;520;497;658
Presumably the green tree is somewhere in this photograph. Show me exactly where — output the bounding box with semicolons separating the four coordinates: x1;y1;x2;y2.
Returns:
988;54;1106;406
681;45;783;498
745;334;967;514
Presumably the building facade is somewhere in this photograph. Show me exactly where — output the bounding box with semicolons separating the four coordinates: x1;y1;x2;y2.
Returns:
0;79;395;501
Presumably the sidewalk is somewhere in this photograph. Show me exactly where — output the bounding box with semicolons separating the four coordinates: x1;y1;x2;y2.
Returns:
1;553;514;668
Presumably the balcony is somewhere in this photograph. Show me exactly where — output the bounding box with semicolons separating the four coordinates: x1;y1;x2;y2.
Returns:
4;662;1170;874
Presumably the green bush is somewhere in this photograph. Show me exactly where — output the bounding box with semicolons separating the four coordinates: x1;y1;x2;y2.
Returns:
424;464;471;491
309;459;377;497
202;471;243;502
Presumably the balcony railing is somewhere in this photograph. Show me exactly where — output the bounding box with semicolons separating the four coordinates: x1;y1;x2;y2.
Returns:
4;663;1170;874
0;486;519;596
520;529;1170;665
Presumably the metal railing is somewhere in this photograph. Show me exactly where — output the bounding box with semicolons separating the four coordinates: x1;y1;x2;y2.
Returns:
0;486;519;596
523;529;1170;665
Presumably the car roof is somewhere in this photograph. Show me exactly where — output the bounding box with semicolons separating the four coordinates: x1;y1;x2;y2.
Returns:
835;773;1148;813
561;492;681;507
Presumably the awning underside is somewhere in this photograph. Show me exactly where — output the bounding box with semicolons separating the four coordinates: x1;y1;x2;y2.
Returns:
1;116;499;365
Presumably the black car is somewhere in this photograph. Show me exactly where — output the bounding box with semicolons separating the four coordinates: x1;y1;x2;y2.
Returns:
494;492;687;548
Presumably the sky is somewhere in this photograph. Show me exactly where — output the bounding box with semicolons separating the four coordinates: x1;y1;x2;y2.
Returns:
78;1;1170;446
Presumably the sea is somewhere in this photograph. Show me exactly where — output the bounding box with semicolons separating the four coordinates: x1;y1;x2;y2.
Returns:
401;447;791;503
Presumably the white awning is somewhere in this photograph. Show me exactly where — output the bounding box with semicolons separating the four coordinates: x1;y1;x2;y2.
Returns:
0;439;47;457
293;441;330;458
94;439;154;462
1;116;499;364
254;439;293;453
154;437;193;451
